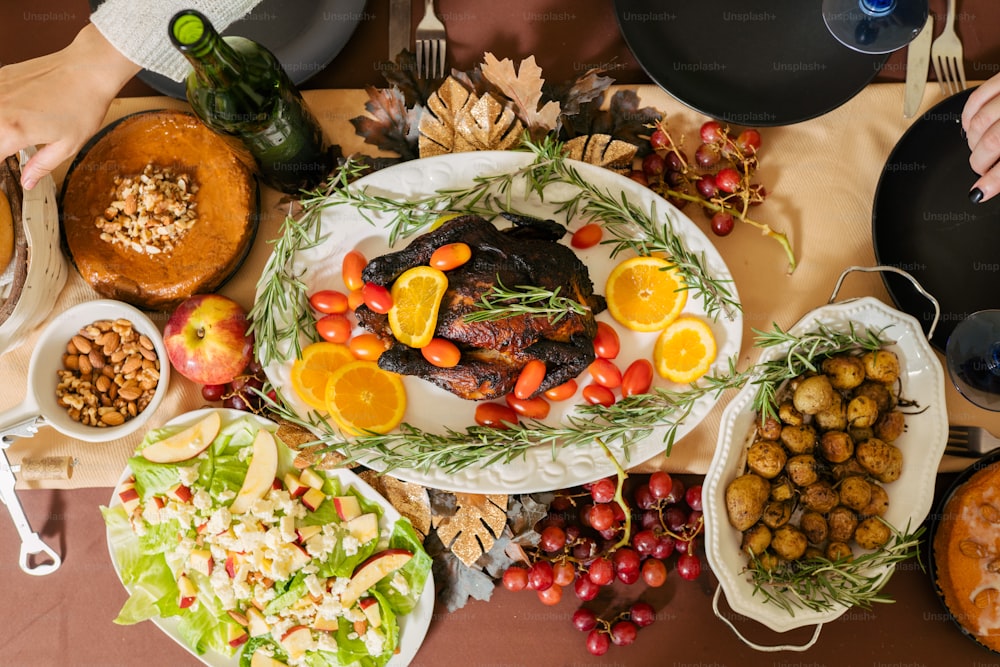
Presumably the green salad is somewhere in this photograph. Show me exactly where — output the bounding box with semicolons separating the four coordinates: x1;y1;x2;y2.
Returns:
102;410;431;667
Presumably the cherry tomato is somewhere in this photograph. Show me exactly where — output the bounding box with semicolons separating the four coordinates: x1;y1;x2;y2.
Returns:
589;358;622;389
475;402;519;429
421;338;461;368
621;358;654;397
582;384;616;407
342;250;367;291
544;379;578;401
571;223;603;249
316;313;352;344
429;242;472;271
349;333;387;361
309;289;349;314
361;282;393;314
506;394;551;420
347;289;365;311
593;321;620;359
514;359;547;399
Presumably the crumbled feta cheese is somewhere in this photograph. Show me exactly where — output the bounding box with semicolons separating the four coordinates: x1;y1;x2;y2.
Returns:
192;490;212;511
205;507;232;535
362;627;386;656
304;574;325;599
341;535;360;557
390;571;410;596
178;465;199;486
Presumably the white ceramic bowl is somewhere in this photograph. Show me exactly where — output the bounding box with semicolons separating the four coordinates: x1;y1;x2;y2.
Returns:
0;299;170;442
703;296;948;633
0;147;68;355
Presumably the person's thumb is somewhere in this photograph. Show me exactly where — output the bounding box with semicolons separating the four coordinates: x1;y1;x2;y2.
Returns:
20;142;72;190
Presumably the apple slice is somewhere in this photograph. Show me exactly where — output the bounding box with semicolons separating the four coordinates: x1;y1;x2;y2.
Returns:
332;495;363;521
188;548;214;576
118;483;141;515
313;615;339;632
344;512;379;544
140;411;222;463
279;625;313;660
340;548;413;607
229;429;279;514
177;573;198;608
283;472;309;498
301;487;326;512
359;597;382;629
250;648;288;667
296;524;322;543
246;607;270;637
299;467;325;490
166;483;193;503
226;623;249;648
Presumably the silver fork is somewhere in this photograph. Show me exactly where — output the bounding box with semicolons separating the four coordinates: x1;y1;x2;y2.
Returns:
931;0;967;95
415;0;447;79
945;424;1000;458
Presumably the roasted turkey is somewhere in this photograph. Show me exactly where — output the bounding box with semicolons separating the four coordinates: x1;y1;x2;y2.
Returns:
355;214;607;400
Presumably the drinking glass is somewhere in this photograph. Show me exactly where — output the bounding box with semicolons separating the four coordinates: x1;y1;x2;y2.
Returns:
946;310;1000;411
822;0;929;54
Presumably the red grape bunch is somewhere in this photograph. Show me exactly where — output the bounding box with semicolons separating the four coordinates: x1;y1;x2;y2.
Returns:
635;119;765;238
500;471;705;656
200;359;274;414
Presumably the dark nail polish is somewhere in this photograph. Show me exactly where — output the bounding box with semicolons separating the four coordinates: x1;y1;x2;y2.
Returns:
970;187;984;204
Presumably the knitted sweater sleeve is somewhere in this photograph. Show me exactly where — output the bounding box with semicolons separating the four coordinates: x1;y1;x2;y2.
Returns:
90;0;262;82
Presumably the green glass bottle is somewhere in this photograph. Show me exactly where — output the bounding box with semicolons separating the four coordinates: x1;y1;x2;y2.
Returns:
168;9;333;194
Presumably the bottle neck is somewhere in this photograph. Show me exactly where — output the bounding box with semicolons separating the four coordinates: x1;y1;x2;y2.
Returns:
169;9;243;86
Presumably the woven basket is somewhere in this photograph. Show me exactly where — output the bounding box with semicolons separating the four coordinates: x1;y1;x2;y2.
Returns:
0;148;68;355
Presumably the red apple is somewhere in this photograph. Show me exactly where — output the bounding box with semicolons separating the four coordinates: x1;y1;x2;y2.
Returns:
226;623;249;648
299;467;325;490
359;597;382;629
229;429;279;514
284;472;309;498
301;487;326;512
279;625;313;660
331;495;363;522
246;607;270;637
188;548;214;576
163;294;254;386
141;411;221;463
177;573;198;608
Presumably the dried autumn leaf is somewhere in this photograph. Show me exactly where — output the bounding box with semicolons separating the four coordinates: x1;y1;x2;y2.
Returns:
561;88;661;157
418;78;524;157
350;85;422;160
432;492;508;567
378;49;442;108
563;134;638;174
480;52;561;137
425;532;496;612
357;470;431;537
546;67;615;118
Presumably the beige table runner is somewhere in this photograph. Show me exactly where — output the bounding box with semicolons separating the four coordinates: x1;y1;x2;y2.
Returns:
3;84;996;489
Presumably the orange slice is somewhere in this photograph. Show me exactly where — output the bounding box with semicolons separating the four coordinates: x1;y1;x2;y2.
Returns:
324;360;407;435
290;341;353;410
653;316;717;384
605;256;687;332
388;265;448;348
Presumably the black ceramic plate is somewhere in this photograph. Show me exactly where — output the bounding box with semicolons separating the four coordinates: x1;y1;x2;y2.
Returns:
89;0;367;99
613;0;888;126
927;450;1000;656
872;88;1000;352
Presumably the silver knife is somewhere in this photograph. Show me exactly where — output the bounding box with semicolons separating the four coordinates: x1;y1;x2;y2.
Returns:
903;16;934;118
388;0;411;61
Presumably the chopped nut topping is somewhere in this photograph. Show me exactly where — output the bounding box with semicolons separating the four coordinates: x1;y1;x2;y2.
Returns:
95;163;198;254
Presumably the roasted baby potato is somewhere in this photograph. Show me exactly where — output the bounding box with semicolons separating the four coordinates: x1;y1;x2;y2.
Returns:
793;375;837;415
771;525;808;561
780;424;817;455
854;517;892;550
862;349;900;385
725;473;771;531
747;439;787;479
822;354;866;391
819;430;854;464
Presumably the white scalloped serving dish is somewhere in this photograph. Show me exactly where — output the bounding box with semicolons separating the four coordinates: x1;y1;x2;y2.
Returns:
702;296;948;632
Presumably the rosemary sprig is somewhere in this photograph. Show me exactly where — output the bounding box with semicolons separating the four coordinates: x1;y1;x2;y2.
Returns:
749;321;892;423
262;364;746;474
463;280;591;324
746;521;924;614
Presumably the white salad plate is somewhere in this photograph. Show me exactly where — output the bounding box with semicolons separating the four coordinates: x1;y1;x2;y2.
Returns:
702;296;948;635
105;408;435;667
258;151;743;494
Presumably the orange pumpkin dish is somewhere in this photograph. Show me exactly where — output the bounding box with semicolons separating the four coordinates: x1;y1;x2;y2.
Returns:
933;460;1000;653
60;110;258;311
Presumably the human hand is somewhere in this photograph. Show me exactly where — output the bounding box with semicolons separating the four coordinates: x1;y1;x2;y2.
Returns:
0;24;139;190
962;73;1000;203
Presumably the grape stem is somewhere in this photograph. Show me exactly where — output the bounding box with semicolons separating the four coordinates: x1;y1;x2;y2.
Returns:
665;188;797;274
595;438;632;551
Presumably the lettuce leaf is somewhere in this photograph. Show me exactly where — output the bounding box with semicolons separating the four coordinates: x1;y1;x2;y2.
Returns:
376;519;432;615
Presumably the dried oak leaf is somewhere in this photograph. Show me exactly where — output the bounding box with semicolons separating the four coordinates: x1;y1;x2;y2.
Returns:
425;531;496;612
357;470;431;537
563;134;637;174
350;85;421;160
432;492;509;567
480;52;561;138
545;66;615;119
418;77;524;157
